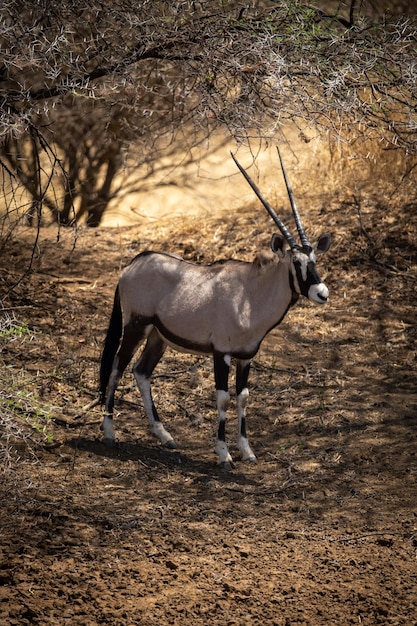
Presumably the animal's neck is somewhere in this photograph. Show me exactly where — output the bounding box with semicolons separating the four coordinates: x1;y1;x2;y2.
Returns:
288;268;300;306
251;260;296;319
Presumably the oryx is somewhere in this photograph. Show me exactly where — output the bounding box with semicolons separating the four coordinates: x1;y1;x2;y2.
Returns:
99;148;331;468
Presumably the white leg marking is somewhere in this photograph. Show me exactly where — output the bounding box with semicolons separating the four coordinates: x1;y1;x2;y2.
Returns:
102;363;119;441
152;421;176;447
237;388;257;462
238;436;257;462
215;389;233;466
134;373;176;447
215;440;233;466
216;389;230;413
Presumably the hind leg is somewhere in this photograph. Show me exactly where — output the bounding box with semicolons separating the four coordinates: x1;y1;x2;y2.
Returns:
133;329;177;449
102;320;147;443
236;359;256;462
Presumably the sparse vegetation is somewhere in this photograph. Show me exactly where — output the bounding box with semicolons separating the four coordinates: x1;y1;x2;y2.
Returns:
0;314;54;474
0;313;33;341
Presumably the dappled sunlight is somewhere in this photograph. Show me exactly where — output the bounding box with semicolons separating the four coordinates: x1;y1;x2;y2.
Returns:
1;145;416;624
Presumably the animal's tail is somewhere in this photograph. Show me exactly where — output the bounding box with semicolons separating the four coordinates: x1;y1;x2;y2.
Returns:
99;285;123;404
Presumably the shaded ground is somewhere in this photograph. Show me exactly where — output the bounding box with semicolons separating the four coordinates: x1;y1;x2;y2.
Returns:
1;191;416;625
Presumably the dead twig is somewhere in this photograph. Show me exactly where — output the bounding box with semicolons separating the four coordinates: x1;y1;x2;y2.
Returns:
353;194;374;247
53;416;101;429
72;397;101;420
224;480;297;496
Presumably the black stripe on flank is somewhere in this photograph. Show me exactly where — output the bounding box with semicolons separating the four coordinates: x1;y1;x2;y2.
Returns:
154;317;213;354
154;317;261;360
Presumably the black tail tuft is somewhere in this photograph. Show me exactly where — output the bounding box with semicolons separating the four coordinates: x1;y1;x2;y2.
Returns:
99;285;123;404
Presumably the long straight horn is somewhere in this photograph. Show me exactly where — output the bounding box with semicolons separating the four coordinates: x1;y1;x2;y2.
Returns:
231;152;298;249
276;146;310;250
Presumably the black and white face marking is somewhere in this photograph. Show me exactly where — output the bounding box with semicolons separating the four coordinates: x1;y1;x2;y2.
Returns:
291;247;329;304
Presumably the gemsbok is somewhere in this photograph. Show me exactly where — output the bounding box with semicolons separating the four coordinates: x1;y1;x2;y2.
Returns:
99;148;331;468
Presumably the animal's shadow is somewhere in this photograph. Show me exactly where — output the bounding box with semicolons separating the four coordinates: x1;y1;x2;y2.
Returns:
67;436;261;487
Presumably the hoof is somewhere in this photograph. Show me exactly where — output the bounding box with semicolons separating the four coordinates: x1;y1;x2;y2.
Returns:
103;438;115;448
163;439;178;450
218;460;235;471
244;455;257;463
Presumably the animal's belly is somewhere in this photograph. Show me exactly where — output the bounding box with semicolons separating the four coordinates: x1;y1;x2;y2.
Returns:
155;323;212;355
155;323;260;359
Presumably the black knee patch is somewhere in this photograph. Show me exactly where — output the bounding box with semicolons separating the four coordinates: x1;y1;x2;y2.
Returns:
213;351;230;392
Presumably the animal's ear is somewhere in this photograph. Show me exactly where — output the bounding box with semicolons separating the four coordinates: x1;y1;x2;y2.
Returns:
314;232;332;254
270;233;286;256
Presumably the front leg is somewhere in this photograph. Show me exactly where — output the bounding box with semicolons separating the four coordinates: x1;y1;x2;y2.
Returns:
236;359;257;462
213;352;234;469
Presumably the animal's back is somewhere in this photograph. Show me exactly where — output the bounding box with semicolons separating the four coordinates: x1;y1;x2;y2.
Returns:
119;250;250;314
117;250;291;356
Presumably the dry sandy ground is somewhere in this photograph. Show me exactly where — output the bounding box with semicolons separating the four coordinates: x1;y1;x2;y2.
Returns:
1;157;416;625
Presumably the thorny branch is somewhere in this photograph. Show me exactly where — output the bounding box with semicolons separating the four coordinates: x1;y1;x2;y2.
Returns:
0;0;416;226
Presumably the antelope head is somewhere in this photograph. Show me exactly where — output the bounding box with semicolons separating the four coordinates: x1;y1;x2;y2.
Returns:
231;148;331;305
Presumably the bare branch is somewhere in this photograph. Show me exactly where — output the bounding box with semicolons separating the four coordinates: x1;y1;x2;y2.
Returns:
1;0;417;227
